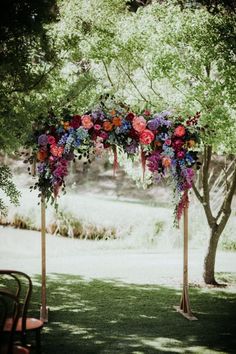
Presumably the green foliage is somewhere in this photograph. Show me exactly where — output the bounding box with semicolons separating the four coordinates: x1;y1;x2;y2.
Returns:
55;1;235;152
0;165;20;216
0;0;60;151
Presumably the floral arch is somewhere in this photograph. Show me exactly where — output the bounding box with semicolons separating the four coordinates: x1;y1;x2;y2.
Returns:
28;107;201;224
27;105;201;322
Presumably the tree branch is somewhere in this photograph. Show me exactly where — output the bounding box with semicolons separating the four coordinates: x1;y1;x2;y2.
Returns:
102;60;115;88
116;60;150;104
192;182;203;203
217;163;236;233
202;145;215;227
131;55;166;103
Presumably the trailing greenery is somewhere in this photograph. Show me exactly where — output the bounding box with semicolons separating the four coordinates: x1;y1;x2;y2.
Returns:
0;165;20;216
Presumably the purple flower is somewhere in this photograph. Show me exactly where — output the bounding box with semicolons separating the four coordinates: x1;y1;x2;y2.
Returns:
147;119;159;131
147;151;161;173
37;163;46;174
160;110;172;118
92;110;105;121
38;134;48;146
125;142;138;154
151;114;172;128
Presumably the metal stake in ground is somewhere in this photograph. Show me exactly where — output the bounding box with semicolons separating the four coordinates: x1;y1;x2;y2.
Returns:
40;194;49;322
174;192;197;321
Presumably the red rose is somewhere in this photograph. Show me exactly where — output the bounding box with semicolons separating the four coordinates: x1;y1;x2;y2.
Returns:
174;125;186;137
139;129;155;145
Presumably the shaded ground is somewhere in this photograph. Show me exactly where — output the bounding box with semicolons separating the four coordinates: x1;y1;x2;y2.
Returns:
26;274;236;354
1;228;236;353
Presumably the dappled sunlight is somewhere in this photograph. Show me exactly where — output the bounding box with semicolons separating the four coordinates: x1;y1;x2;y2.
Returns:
49;322;93;336
141;337;183;352
23;274;236;353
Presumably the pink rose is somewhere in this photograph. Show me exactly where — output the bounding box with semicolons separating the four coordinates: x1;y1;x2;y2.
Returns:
177;150;185;159
81;115;93;129
165;139;172;146
94;124;101;131
132;116;147;133
47;135;56;145
174;125;186;137
139;129;155;145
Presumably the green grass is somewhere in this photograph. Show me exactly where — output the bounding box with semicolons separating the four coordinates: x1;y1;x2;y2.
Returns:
24;274;236;354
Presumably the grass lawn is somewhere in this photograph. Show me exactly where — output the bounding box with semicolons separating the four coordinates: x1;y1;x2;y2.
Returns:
24;273;236;354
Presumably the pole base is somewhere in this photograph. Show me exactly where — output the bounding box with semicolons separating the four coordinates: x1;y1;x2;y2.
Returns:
173;305;198;321
40;306;49;323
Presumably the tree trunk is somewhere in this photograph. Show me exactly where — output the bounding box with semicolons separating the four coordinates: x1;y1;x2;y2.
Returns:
203;226;221;284
193;147;236;285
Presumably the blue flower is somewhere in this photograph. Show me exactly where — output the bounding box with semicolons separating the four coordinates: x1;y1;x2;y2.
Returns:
58;133;68;146
76;127;89;140
118;120;131;134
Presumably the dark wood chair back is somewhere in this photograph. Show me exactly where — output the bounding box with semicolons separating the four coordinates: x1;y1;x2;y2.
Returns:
0;290;20;354
0;271;32;336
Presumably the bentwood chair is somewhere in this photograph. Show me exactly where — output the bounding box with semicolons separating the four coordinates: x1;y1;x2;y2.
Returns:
0;271;44;354
0;290;30;354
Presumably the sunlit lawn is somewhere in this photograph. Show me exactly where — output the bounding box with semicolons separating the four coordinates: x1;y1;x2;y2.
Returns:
26;273;236;354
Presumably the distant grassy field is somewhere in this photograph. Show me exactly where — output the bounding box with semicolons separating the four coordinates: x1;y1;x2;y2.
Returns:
24;273;236;354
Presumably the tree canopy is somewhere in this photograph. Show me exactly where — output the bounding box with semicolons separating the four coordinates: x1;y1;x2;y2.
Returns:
53;0;236;153
0;0;59;150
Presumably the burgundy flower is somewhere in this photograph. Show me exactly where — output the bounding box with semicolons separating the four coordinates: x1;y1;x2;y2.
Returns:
173;139;184;150
126;112;135;121
99;131;109;140
70;115;81;128
128;128;139;140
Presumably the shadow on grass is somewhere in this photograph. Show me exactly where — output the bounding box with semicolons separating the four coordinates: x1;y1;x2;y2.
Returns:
29;274;236;354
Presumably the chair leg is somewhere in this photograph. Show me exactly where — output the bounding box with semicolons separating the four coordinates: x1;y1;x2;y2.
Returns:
35;329;42;354
21;331;27;347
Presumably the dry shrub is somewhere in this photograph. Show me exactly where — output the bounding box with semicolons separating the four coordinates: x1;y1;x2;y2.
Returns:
51;210;117;240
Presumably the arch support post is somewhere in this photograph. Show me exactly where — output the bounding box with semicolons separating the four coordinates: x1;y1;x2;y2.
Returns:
174;193;197;321
40;194;49;322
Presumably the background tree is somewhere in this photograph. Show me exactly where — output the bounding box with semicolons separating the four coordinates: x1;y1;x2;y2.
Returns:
0;0;59;213
55;0;236;284
1;0;235;284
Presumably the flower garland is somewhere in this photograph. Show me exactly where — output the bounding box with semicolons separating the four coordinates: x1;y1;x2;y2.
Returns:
27;108;201;224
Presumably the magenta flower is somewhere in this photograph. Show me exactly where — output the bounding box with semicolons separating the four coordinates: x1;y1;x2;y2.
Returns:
147;151;161;173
